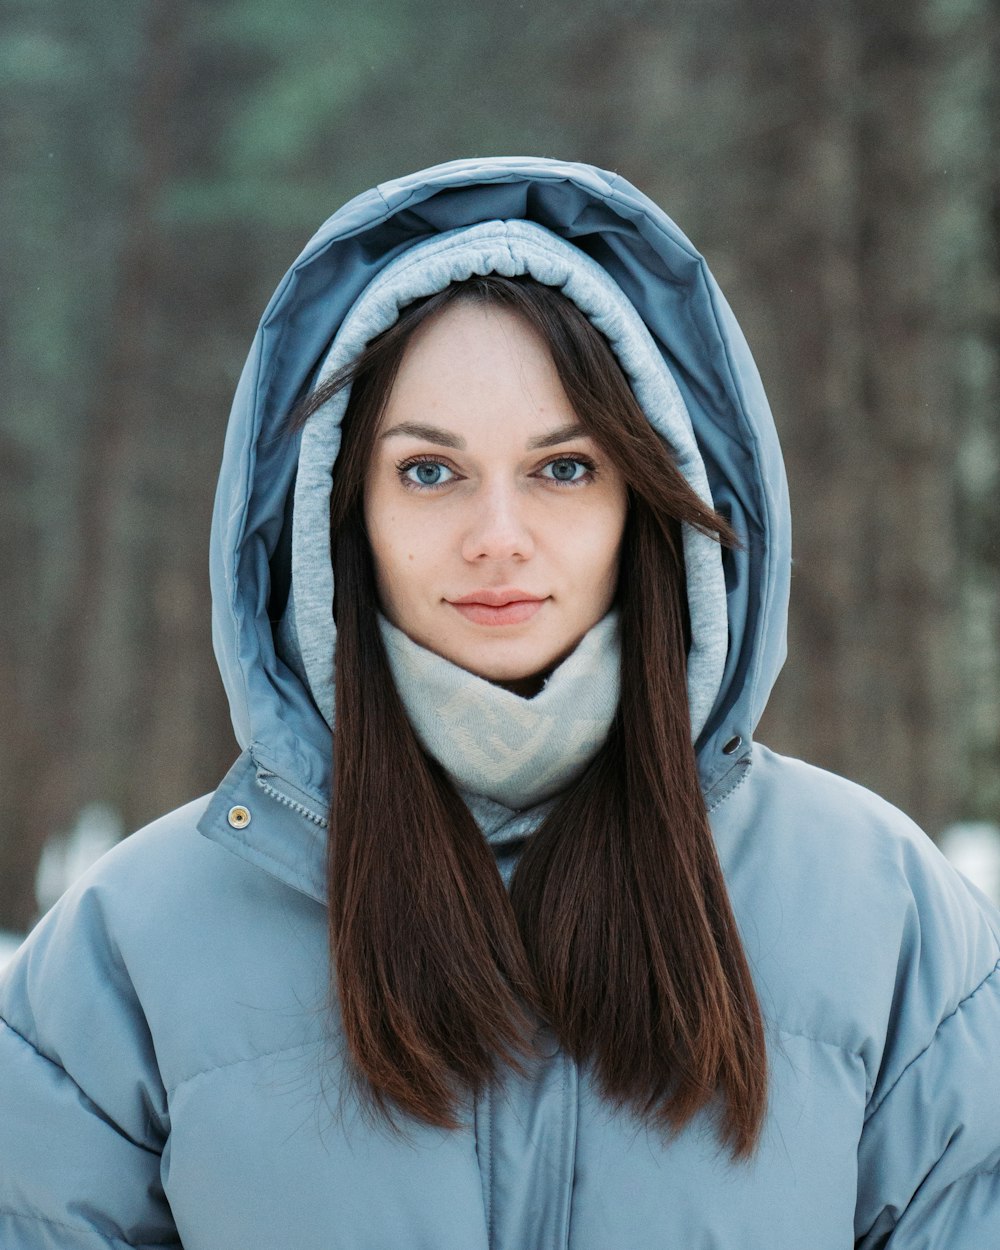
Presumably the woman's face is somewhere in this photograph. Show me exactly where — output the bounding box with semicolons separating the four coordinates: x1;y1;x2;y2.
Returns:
363;300;628;691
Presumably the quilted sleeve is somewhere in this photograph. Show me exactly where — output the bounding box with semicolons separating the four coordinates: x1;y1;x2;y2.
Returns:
0;881;181;1248
854;862;1000;1248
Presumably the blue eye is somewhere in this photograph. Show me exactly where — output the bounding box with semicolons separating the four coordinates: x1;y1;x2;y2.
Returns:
399;459;455;488
540;457;593;484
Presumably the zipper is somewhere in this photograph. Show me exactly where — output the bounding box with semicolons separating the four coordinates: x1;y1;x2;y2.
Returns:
252;760;328;827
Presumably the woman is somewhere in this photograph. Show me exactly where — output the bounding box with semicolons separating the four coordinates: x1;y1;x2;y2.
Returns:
1;157;998;1248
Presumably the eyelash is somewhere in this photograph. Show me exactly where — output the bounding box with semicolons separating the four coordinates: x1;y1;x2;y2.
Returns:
394;453;599;492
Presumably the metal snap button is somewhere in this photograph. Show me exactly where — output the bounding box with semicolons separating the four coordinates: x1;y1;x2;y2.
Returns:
227;805;251;829
722;735;743;756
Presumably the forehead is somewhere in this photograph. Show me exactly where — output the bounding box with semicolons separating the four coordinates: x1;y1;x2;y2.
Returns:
383;301;576;431
404;297;544;359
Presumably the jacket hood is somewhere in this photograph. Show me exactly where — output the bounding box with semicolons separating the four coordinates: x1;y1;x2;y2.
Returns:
201;156;791;899
286;217;729;744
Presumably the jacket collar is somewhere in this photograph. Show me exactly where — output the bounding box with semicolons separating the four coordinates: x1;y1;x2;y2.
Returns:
197;743;754;907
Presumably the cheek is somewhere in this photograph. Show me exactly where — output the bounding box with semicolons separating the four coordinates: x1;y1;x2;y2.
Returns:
568;499;627;574
364;477;442;571
367;518;440;611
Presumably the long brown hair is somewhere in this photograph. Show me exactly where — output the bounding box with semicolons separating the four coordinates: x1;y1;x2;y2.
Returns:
291;274;767;1157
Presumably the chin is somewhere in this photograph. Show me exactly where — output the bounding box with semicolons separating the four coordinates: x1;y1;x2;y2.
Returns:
454;653;550;684
447;634;574;685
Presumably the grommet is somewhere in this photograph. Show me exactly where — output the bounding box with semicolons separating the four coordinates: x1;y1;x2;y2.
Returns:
722;735;743;756
227;805;251;829
533;1023;561;1059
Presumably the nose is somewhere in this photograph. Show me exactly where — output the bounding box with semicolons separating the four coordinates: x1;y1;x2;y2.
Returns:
460;480;535;563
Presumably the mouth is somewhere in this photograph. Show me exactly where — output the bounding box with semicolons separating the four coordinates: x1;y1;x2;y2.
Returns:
448;588;548;627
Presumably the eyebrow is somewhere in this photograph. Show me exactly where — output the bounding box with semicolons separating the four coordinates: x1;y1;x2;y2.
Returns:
379;422;464;448
526;422;589;449
378;420;589;450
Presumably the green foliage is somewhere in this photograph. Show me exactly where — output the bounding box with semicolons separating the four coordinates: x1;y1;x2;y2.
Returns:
162;0;418;229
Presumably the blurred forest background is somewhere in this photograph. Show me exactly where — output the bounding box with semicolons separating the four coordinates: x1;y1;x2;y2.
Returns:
1;0;998;933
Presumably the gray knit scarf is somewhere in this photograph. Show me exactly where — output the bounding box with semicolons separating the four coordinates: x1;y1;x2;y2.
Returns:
377;608;621;810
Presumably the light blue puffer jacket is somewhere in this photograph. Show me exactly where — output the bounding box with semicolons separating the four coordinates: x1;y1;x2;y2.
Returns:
2;158;999;1249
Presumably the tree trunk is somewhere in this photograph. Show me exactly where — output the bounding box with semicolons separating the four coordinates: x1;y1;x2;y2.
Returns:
756;0;960;835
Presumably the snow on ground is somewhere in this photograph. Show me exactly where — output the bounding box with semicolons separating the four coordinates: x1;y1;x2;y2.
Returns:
1;804;123;975
35;802;121;915
939;822;1000;905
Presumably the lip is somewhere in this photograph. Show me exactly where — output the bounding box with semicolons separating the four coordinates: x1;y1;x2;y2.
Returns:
447;588;548;627
450;587;546;607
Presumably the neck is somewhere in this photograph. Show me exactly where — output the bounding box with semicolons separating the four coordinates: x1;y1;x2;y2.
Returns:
493;656;564;698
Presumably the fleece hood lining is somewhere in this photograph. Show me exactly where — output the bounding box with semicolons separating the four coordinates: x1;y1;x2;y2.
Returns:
288;219;728;742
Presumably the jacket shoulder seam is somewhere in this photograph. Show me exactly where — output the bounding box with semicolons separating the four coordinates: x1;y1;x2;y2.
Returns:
0;1202;173;1249
773;1023;864;1060
1;1010;65;1074
0;1014;162;1156
168;1039;321;1096
866;957;1000;1121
